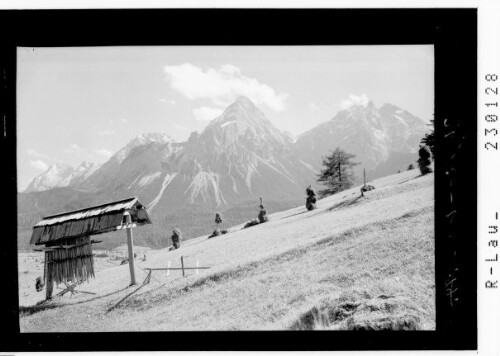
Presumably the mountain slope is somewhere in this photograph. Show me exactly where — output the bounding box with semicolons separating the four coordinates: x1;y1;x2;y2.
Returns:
294;102;429;180
19;169;435;331
18;97;430;249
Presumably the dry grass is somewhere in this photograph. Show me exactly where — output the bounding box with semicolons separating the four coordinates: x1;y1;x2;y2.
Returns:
19;169;434;331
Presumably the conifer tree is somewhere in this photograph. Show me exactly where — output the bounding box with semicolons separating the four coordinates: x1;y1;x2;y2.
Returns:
417;146;432;175
420;119;435;160
317;147;358;197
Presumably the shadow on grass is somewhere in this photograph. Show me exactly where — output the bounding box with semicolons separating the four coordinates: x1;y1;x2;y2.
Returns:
289;293;421;330
105;208;431;314
397;173;426;185
326;195;364;212
19;285;131;317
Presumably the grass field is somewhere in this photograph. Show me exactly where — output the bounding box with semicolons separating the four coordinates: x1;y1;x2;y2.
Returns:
19;169;435;331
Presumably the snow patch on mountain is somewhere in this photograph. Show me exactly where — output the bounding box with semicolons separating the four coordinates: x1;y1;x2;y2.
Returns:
394;115;409;127
255;156;297;185
24;161;101;192
147;172;178;213
299;159;318;174
245;159;260;194
115;133;174;164
220;120;236;128
185;171;227;206
137;172;162;188
127;172;144;190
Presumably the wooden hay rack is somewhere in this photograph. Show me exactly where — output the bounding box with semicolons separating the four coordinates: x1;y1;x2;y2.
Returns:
30;197;152;299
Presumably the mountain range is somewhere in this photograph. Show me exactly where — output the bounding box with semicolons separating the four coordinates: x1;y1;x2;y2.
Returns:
18;96;430;249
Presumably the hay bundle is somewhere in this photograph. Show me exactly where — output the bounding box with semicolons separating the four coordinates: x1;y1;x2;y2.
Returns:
306;185;317;211
361;184;375;192
258;206;268;223
45;241;95;286
171;228;182;249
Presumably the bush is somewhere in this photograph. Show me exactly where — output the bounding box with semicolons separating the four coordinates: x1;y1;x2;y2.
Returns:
417;146;432;175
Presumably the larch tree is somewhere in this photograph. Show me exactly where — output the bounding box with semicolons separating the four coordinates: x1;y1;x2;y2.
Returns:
317;147;359;197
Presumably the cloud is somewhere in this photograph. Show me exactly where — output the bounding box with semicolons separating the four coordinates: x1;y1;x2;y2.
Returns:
95;148;114;158
26;148;51;160
339;94;370;110
30;159;49;171
158;98;176;105
192;106;224;122
308;102;320;111
164;63;288;111
65;143;93;160
98;130;116;136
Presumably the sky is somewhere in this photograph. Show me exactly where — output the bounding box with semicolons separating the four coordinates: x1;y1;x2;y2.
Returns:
17;45;434;191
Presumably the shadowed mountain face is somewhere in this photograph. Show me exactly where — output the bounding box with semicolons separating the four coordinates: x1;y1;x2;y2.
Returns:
19;97;430;249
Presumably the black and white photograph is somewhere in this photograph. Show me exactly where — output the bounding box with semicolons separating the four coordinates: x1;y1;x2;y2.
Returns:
0;6;483;352
16;44;437;332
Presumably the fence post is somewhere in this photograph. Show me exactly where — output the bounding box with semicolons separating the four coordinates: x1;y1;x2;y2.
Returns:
181;256;185;277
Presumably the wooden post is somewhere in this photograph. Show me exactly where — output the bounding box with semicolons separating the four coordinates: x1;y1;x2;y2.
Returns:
124;212;136;285
196;259;199;275
45;251;53;299
363;168;366;186
181;256;185;277
166;260;171;276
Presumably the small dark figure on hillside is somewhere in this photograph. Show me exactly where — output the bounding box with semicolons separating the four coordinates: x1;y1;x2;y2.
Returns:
35;276;45;292
211;212;223;237
143;254;147;261
171;228;182;249
417;146;432;175
407;163;414;170
306;185;317;211
397;169;401;174
258;197;268;223
360;184;375;196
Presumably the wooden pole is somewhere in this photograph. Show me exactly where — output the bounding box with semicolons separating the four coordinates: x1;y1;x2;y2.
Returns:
45;251;53;299
166;260;171;276
196;259;199;275
125;212;136;285
181;256;185;277
363;168;366;185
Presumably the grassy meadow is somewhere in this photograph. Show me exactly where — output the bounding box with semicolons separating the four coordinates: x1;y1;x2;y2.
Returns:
19;168;435;331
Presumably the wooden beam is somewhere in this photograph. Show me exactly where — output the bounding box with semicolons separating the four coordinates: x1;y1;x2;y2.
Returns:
145;267;211;271
124;212;136;286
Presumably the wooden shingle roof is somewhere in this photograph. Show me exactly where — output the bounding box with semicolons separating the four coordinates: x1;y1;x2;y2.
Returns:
30;197;152;245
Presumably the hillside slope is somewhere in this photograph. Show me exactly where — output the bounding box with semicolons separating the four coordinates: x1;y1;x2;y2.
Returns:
19;169;435;331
